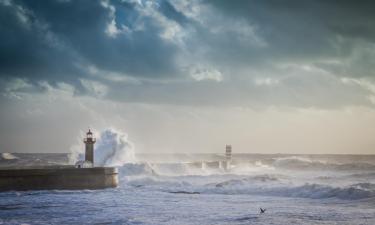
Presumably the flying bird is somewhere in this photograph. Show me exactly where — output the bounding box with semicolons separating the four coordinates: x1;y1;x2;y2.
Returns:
260;208;266;214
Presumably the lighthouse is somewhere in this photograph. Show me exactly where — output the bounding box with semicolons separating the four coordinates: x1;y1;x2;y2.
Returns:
84;129;96;165
224;144;232;170
0;128;119;191
225;144;232;160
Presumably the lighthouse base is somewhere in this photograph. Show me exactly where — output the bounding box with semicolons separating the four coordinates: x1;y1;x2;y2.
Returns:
0;167;118;191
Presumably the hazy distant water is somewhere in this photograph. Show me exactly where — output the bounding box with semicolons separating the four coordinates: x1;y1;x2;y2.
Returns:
1;153;375;225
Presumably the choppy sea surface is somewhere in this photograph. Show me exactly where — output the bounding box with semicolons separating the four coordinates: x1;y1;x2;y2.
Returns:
1;153;375;225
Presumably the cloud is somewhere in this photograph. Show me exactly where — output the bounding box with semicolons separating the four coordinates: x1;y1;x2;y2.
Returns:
0;0;182;82
254;78;279;86
2;0;375;155
341;77;375;104
1;0;375;108
190;66;223;82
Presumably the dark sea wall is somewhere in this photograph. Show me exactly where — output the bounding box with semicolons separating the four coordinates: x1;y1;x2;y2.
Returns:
0;167;118;191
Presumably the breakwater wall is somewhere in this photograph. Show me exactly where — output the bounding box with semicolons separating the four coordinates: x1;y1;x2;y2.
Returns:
0;167;118;191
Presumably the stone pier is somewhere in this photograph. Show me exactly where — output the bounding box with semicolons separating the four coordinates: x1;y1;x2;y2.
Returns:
0;167;118;191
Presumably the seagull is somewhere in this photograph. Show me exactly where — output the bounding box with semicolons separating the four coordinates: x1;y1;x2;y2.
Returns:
260;208;266;214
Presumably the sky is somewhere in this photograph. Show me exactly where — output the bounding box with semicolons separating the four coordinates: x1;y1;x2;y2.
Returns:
1;0;375;154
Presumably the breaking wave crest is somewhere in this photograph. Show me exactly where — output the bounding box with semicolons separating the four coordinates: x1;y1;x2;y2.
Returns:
118;162;375;200
94;128;135;166
118;158;375;179
209;182;375;200
270;156;375;171
213;175;281;187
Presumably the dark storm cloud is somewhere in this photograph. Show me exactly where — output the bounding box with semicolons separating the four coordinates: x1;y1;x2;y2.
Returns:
206;0;375;75
1;0;375;107
159;1;189;25
0;0;182;83
0;0;81;83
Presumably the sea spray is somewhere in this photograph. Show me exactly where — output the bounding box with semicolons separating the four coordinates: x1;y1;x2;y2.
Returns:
1;153;18;160
69;128;136;166
68;133;85;164
95;128;135;166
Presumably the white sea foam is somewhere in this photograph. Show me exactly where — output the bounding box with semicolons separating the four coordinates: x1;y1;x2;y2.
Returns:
94;128;136;166
117;160;375;200
1;153;18;160
118;163;156;176
205;181;375;200
270;156;375;171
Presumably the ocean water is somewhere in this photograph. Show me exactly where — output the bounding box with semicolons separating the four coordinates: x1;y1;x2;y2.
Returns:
1;153;375;225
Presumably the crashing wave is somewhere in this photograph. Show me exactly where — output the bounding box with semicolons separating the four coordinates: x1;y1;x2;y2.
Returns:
278;183;375;200
118;162;375;200
1;153;18;160
69;128;136;167
94;128;135;166
214;175;280;187
125;176;192;189
346;172;375;179
270;156;375;171
209;180;375;200
118;163;157;177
